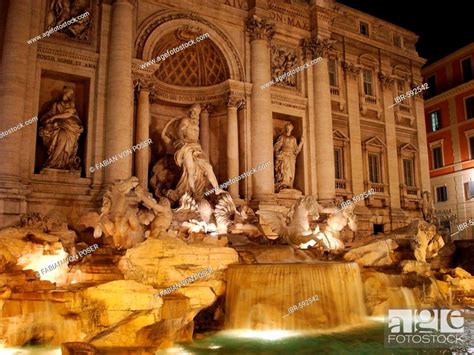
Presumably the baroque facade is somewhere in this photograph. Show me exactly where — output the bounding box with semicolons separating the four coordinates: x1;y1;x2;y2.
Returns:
423;43;474;239
0;0;430;236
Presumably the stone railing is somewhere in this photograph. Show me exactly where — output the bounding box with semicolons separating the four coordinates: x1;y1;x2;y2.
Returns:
365;95;377;105
330;86;340;96
369;182;387;194
335;178;347;190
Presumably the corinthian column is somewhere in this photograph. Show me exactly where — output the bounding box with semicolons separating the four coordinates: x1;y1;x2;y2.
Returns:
0;0;32;178
226;94;244;199
200;105;212;156
302;37;337;202
104;0;135;183
134;79;152;190
0;0;32;225
246;16;275;202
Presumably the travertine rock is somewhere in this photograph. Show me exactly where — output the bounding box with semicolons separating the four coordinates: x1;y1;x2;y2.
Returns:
344;239;399;267
400;260;433;277
118;233;238;293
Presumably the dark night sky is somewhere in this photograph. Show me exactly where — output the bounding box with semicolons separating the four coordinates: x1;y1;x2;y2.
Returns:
336;0;473;65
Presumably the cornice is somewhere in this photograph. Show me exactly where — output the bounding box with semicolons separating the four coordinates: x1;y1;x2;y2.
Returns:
424;80;474;107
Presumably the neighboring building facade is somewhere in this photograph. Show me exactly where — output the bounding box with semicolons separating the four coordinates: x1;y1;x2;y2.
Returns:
423;43;474;239
0;0;430;236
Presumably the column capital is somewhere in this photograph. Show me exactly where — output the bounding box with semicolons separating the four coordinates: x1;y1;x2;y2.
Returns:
226;92;246;109
202;103;216;114
378;72;395;89
246;16;275;42
301;37;336;59
342;61;361;79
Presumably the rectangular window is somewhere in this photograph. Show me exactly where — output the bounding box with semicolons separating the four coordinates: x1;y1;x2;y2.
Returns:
432;146;443;169
436;186;448;202
403;158;415;187
393;34;402;48
359;22;369;36
461;58;473;83
368;153;381;183
469;136;474;159
466;97;474;119
334;148;343;179
396;79;405;97
430;111;441;132
363;69;374;96
465;181;474;200
328;58;338;87
427;75;437;97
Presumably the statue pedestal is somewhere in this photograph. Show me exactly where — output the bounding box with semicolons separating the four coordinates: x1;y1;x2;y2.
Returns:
275;188;302;208
40;168;81;178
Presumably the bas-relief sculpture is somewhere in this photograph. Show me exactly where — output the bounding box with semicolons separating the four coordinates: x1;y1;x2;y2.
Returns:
271;45;298;88
47;0;92;40
39;86;83;171
160;104;223;202
273;122;304;192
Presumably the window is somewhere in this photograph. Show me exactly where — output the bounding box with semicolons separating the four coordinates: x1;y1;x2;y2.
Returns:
368;153;381;183
432;146;443;169
426;75;437;97
430;111;441;132
436;186;448;202
328;58;338;87
334;148;343;179
466;97;474;119
461;58;473;83
469;136;474;159
465;181;474;200
396;79;405;97
363;69;374;96
403;158;415;187
393;34;402;48
359;22;369;36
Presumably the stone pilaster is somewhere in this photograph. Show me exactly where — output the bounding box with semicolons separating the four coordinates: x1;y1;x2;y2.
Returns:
246;16;275;202
379;70;401;210
302;37;337;202
134;78;152;190
104;0;135;183
0;0;32;225
343;60;365;196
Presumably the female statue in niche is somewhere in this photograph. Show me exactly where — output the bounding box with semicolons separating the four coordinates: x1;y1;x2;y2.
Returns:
39;86;83;171
274;122;304;192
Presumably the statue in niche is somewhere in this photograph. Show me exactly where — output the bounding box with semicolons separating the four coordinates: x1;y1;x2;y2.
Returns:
161;103;224;202
274;122;304;192
47;0;92;40
39;86;83;171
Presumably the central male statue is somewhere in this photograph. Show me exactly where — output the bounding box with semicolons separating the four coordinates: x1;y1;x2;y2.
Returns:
161;104;223;201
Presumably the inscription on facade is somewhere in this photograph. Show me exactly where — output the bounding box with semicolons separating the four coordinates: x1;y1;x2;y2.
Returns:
269;11;309;30
222;0;247;10
38;53;97;69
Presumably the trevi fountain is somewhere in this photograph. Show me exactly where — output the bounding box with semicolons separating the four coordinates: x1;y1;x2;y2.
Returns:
0;0;473;354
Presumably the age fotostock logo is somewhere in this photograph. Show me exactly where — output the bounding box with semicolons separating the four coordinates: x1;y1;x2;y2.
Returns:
385;309;467;348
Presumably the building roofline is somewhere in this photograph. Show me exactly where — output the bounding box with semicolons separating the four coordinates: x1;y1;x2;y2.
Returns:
334;2;418;40
422;42;474;74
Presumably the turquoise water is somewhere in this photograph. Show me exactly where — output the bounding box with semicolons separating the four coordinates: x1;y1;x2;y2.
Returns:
159;322;474;355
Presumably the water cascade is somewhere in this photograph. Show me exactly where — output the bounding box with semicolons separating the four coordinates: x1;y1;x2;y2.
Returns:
225;263;367;330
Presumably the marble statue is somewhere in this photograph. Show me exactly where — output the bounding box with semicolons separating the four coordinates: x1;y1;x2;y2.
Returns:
161;104;223;202
271;46;298;87
273;123;304;192
413;221;445;263
39;86;83;171
257;196;351;251
422;190;436;223
83;177;172;249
